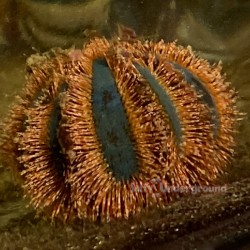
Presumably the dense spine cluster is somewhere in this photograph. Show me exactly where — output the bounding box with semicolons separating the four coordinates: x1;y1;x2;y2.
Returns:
0;37;239;221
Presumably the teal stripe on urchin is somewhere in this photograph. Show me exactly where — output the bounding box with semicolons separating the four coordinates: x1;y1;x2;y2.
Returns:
134;63;183;144
170;62;219;134
48;82;68;170
92;59;138;180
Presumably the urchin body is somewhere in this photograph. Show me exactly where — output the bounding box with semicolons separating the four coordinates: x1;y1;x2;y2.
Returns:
0;35;239;221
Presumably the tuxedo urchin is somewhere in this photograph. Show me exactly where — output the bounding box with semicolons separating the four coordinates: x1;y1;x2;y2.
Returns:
0;33;239;221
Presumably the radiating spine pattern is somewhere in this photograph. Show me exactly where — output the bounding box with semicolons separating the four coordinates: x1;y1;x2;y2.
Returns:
0;36;239;221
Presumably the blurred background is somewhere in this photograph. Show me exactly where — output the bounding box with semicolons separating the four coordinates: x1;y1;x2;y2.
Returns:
1;0;250;115
0;1;249;249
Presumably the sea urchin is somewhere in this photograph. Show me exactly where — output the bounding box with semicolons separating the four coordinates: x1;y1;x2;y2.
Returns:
0;32;239;221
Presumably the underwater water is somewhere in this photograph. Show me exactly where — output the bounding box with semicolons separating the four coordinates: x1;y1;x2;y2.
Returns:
0;0;250;249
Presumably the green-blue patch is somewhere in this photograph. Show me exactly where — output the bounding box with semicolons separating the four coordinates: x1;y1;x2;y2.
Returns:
48;82;68;172
92;59;138;180
134;63;182;145
171;62;219;135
